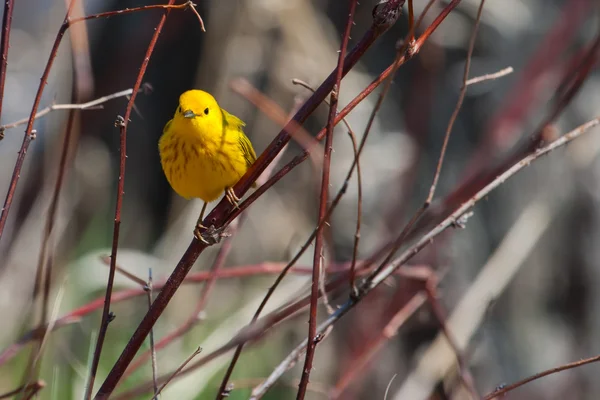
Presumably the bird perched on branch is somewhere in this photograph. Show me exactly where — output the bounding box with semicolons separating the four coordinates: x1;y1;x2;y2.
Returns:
159;89;257;242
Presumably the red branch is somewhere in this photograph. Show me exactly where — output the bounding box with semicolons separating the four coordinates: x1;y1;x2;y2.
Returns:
0;0;15;121
86;1;178;398
296;1;359;398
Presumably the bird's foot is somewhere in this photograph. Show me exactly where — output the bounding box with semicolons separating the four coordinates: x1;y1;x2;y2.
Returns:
225;187;241;210
194;224;231;245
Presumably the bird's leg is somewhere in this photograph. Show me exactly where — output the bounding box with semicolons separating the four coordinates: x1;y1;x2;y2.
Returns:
193;202;231;245
225;187;241;210
194;202;208;243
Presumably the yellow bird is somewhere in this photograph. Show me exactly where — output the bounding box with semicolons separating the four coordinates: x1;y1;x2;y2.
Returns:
159;89;257;240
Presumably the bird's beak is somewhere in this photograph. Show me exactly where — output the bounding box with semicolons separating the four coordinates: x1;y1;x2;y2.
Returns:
183;110;196;119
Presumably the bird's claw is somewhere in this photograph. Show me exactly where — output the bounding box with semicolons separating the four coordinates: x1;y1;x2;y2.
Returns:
225;187;241;210
194;224;230;245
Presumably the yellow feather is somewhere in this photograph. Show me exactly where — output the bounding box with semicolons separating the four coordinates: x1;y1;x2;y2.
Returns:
159;90;257;202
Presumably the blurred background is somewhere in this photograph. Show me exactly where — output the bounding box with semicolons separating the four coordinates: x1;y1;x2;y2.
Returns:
0;0;599;399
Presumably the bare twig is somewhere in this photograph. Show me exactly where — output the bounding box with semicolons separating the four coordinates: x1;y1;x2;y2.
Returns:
414;0;438;33
384;374;398;400
290;79;363;294
483;354;600;400
0;87;145;132
347;127;363;295
0;381;45;400
101;257;147;287
425;280;479;399
68;1;204;31
153;347;203;399
0;0;15;125
297;1;358;397
426;0;486;203
145;269;158;396
87;1;182;398
466;66;514;86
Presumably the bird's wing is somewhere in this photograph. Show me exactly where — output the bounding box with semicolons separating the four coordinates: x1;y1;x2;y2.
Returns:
238;131;257;167
222;108;256;167
222;108;246;130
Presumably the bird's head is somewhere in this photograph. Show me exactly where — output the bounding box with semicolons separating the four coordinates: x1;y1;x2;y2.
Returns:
176;90;221;131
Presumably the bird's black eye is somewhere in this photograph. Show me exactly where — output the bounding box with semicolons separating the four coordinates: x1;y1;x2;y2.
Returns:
204;107;209;115
177;106;182;113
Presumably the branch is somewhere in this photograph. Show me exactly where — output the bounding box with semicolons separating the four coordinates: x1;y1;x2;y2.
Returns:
426;0;485;203
0;0;15;125
483;354;600;400
87;2;183;398
296;0;359;397
465;66;513;86
0;86;148;132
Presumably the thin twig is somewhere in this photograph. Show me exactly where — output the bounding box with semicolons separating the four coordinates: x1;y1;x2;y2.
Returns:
0;381;45;400
230;377;330;396
153;346;203;399
101;257;148;287
483;354;600;400
0;87;145;131
406;0;415;41
384;374;398;400
145;269;158;397
87;1;181;398
291;78;364;299
297;1;358;397
414;0;438;33
466;66;514;86
426;0;486;203
425;280;480;399
0;0;15;126
68;1;205;31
